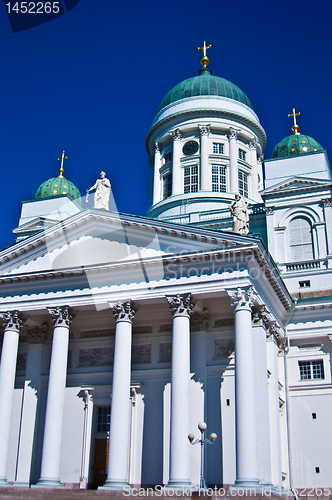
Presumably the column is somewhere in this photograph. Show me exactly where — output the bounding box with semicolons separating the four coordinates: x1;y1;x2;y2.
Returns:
36;306;72;488
228;127;239;194
0;311;23;486
322;198;332;262
266;328;282;487
166;293;193;489
170;129;182;196
198;125;210;191
252;306;272;486
249;139;259;201
101;300;136;490
15;324;48;487
153;141;162;205
228;287;260;488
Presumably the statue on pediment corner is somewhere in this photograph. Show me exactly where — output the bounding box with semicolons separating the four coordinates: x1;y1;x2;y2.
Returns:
86;171;111;210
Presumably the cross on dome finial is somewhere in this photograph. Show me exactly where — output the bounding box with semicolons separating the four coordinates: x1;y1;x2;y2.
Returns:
57;150;68;177
198;41;212;70
288;107;300;135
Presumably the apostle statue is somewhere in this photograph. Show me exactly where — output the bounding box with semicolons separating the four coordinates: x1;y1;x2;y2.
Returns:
86;171;111;210
229;193;249;235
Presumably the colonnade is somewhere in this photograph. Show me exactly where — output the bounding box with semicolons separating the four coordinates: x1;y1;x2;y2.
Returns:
152;126;260;205
0;288;283;489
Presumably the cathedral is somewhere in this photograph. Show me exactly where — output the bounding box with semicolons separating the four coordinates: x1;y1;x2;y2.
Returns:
0;43;331;493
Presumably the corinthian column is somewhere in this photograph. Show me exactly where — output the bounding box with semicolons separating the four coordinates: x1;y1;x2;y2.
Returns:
198;125;210;191
249;139;259;201
0;311;23;486
228;128;239;194
170;129;182;196
153;141;162;205
228;287;260;489
101;300;136;490
166;293;193;489
36;306;72;488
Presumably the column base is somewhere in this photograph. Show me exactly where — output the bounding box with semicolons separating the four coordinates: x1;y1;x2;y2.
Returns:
33;478;64;488
166;479;192;492
98;480;130;492
0;478;13;488
229;479;262;495
13;482;30;488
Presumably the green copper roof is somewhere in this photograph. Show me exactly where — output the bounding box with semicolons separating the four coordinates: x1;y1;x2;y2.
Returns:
34;175;81;202
158;69;253;112
272;133;323;158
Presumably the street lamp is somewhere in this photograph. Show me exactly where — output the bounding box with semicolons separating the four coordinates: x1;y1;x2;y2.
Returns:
188;422;217;490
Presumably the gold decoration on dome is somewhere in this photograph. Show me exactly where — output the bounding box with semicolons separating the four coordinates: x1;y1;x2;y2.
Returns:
57;150;68;177
198;41;212;69
288;108;300;135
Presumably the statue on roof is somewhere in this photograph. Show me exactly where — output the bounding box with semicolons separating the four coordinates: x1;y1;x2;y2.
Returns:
86;171;111;210
230;194;249;235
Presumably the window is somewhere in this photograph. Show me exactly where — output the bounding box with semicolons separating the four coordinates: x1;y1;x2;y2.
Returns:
238;148;246;161
212;165;227;192
289;217;314;262
96;407;111;433
163;172;172;199
238;170;248;197
299;360;324;380
213;143;224;154
164;152;171;163
299;280;311;288
184;165;198;193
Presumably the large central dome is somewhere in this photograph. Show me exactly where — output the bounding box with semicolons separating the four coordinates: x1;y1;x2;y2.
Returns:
157;69;253;113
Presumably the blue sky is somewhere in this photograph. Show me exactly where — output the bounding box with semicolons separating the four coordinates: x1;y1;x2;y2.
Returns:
0;0;331;249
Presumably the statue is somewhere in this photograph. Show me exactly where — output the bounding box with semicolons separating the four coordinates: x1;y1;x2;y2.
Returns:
229;194;249;235
86;171;111;210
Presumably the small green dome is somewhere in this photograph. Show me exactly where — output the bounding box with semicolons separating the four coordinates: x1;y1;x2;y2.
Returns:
34;175;81;202
272;133;323;158
158;69;253;112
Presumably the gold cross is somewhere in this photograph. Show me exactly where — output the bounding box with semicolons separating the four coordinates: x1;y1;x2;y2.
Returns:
198;41;212;69
57;150;68;177
288;108;300;134
198;41;212;58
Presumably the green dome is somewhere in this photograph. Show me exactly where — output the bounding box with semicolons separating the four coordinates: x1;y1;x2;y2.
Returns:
34;175;81;202
158;69;253;112
272;133;323;158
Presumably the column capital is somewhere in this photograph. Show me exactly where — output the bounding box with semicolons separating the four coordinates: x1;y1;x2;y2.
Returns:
0;310;24;331
252;304;268;327
167;293;193;318
154;141;160;153
228;286;254;312
26;324;49;344
47;306;73;328
265;206;275;215
249;138;258;150
169;128;182;141
190;311;209;331
321;198;332;207
228;127;239;140
112;300;137;323
198;124;210;136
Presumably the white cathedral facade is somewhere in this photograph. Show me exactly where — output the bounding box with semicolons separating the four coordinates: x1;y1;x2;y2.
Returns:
0;48;332;493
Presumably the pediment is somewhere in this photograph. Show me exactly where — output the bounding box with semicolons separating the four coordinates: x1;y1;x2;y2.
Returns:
261;176;332;196
0;208;255;276
13;217;58;240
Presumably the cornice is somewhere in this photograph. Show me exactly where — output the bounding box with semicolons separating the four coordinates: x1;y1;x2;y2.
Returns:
145;107;267;154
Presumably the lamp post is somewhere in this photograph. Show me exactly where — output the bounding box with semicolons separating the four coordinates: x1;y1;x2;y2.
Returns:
188;422;217;490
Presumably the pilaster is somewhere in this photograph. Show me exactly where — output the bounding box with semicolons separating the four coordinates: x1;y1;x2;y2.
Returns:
249;139;259;201
228;128;239;194
170;129;182;196
198;124;210;191
153;141;162;205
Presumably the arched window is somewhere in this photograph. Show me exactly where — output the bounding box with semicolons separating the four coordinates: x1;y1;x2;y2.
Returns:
289;217;314;261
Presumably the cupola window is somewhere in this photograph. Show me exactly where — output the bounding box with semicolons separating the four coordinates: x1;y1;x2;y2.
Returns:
213;143;224;154
164;152;172;164
289;217;314;262
238;149;247;161
238;170;248;197
212;165;227;192
163;172;172;199
184;165;198;194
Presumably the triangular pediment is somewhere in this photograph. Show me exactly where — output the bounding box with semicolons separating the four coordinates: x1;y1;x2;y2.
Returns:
13;216;59;241
261;176;332;197
0;208;257;276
